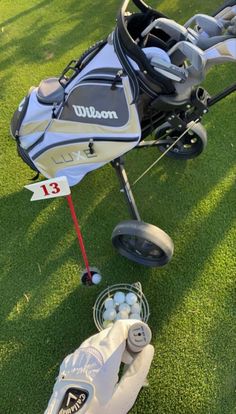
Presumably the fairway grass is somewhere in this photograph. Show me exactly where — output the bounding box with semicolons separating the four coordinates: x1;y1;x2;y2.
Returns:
0;1;235;413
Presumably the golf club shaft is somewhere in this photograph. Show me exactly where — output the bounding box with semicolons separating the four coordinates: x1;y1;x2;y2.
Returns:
66;194;92;281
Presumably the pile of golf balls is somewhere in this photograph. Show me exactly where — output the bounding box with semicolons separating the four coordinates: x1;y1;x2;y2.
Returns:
102;291;142;329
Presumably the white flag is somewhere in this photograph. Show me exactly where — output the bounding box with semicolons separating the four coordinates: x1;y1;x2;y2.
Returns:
25;176;71;201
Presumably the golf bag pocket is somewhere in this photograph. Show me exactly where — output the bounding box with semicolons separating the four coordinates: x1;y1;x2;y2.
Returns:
11;88;55;150
10;92;31;140
59;74;130;127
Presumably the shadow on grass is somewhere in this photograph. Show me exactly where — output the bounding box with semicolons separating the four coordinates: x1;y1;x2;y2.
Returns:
0;0;117;69
0;190;104;411
0;0;118;103
0;0;54;28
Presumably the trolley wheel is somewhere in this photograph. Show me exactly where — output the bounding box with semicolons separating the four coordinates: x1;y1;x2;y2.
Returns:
156;122;207;160
111;220;174;267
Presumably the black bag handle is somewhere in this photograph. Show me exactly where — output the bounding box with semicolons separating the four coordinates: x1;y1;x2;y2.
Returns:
116;0;175;95
117;0;167;68
132;0;152;13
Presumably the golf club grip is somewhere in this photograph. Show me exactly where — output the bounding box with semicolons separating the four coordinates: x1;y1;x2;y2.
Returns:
127;322;152;353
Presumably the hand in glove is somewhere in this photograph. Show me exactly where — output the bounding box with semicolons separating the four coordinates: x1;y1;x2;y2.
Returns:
45;320;154;414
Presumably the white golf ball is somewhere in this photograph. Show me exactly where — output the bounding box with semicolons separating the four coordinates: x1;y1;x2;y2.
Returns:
126;292;138;306
114;291;125;305
117;310;129;319
92;273;102;285
104;297;114;309
103;320;114;329
119;303;131;314
129;313;141;320
103;308;116;321
131;302;141;314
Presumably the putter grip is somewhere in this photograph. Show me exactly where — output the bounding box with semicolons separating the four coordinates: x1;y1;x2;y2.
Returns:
127;322;152;353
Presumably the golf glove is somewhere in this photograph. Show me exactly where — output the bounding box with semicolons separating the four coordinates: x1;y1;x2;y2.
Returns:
44;320;154;414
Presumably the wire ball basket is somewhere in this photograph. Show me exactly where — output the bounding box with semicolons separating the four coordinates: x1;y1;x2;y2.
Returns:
93;282;150;331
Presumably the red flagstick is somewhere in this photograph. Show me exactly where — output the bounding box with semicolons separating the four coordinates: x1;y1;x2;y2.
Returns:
66;194;92;282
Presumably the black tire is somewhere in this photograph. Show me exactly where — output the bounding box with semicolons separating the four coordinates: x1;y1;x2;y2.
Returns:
155;122;207;160
111;220;174;267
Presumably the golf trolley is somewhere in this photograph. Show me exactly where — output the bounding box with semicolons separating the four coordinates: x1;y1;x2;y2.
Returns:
11;0;236;267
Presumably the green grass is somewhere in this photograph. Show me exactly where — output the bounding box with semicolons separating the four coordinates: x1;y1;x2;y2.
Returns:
0;1;236;413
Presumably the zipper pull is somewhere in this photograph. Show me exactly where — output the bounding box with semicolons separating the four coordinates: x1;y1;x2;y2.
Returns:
111;70;123;90
88;139;94;154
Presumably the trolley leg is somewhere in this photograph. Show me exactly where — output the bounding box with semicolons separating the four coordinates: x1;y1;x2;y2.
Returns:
112;157;141;221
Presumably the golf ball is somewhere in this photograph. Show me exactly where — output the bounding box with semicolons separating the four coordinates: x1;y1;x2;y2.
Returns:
126;292;138;306
114;291;125;305
129;313;141;320
119;303;131;314
131;302;141;314
117;310;129;319
104;297;114;309
92;273;102;285
103;308;116;321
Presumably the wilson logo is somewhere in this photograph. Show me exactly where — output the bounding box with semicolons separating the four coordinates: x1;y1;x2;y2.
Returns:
72;105;118;120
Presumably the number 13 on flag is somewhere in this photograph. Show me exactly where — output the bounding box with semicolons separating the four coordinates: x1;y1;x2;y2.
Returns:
25;176;71;201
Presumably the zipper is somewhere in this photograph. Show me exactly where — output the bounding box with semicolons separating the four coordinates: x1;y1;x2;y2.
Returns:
66;71;123;94
58;75;124;117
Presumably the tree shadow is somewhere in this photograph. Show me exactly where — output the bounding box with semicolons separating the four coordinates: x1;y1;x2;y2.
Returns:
0;0;118;69
0;189;105;411
153;0;223;21
0;285;100;412
0;0;119;109
0;0;54;28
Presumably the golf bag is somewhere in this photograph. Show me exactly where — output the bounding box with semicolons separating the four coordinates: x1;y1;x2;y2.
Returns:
10;49;141;186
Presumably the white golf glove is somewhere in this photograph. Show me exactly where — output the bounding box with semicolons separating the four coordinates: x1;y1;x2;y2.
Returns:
44;320;154;414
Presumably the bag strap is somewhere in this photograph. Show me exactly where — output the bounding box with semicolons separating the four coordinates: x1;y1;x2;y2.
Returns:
115;1;175;96
113;28;140;103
